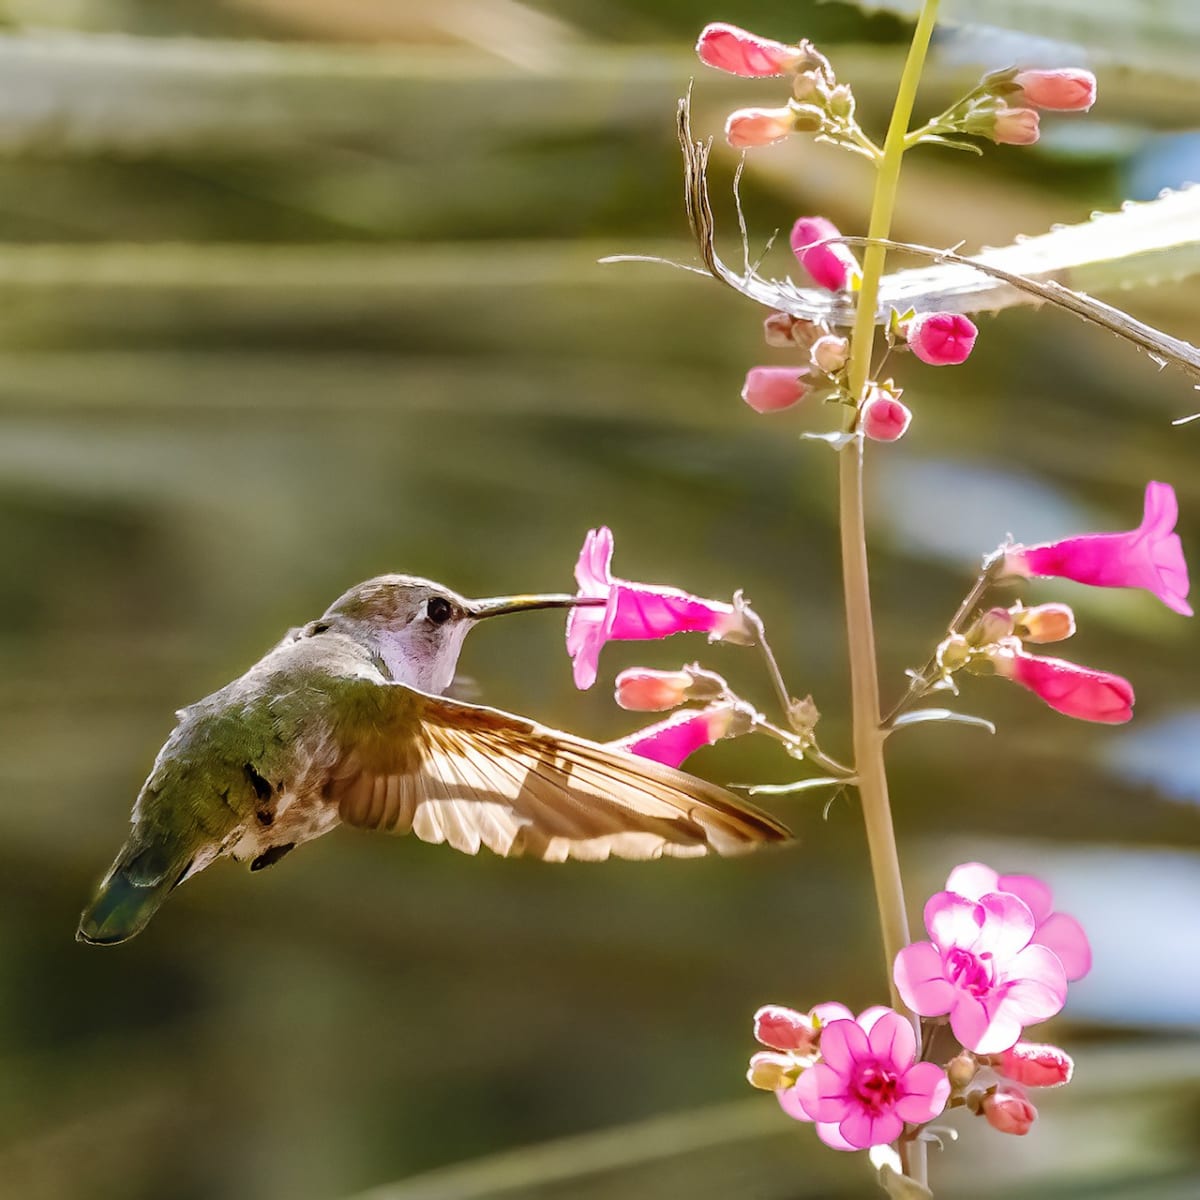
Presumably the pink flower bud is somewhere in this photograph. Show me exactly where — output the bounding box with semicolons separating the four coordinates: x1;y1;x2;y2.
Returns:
810;334;849;374
991;107;1041;145
983;1086;1037;1135
862;395;912;442
746;1050;797;1091
906;311;978;365
997;1042;1074;1089
946;1051;979;1091
1014;68;1097;112
696;22;805;78
725;106;796;149
1011;602;1076;644
753;1004;818;1053
1003;482;1191;616
790;217;860;291
611;703;750;769
990;647;1134;723
763;312;799;348
741;366;809;413
973;606;1015;645
614;668;695;712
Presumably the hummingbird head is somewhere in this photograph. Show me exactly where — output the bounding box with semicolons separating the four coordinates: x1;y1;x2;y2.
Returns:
318;575;600;693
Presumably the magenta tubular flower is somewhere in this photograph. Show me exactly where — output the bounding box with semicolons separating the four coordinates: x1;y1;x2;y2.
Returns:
991;646;1135;724
1004;481;1192;616
741;366;809;413
906;312;978;365
862;395;912;442
894;891;1068;1055
983;1086;1037;1135
1014;68;1097;112
696;22;804;77
725;106;795;148
611;704;744;768
946;862;1092;982
785;1008;950;1150
790;217;861;291
567;528;748;689
997;1041;1075;1088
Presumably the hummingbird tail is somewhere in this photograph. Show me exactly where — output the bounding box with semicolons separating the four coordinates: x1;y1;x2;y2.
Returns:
77;843;192;946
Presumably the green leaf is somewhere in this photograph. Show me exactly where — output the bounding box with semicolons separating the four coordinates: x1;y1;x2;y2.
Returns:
889;708;996;734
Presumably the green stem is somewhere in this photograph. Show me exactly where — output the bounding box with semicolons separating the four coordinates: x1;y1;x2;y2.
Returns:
837;0;940;1184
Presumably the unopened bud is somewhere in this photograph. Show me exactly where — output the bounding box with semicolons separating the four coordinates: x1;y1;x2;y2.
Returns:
1013;68;1097;112
826;83;855;119
996;1042;1074;1089
615;668;696;712
1011;602;1076;644
725;106;797;149
972;606;1015;646
787;694;820;735
753;1004;819;1053
788;103;826;133
938;633;971;671
741;366;810;414
982;1086;1037;1135
906;311;978;366
810;334;849;374
746;1050;799;1091
862;394;912;442
763;311;798;348
991;107;1041;146
946;1051;979;1091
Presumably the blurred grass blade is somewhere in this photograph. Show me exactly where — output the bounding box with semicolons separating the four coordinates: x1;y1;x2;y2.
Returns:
342;1100;777;1200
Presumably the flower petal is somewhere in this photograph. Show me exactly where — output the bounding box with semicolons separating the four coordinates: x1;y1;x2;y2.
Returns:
895;1062;951;1125
792;1062;847;1123
945;861;999;900
925;891;987;953
608;584;733;640
817;1019;869;1077
996;873;1054;924
776;1083;813;1124
893;941;955;1016
949;992;1021;1055
839;1107;903;1150
1035;911;1092;982
866;1009;916;1070
1002;945;1068;1023
975;891;1037;961
576;527;614;593
815;1121;857;1151
811;1001;855;1028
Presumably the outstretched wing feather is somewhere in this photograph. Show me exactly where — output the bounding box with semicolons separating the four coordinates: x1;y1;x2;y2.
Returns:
327;684;791;861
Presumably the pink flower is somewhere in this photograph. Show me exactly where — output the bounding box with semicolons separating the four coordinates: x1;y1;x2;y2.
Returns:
894;890;1068;1054
790;217;860;291
784;1007;950;1150
996;1041;1074;1088
567;528;749;689
611;703;747;768
1014;68;1097;112
862;395;912;442
991;107;1040;145
1010;602;1076;644
725;106;795;149
696;22;804;78
1003;482;1192;616
615;668;694;712
906;312;978;366
990;646;1135;724
982;1085;1037;1135
741;366;809;413
945;862;1092;982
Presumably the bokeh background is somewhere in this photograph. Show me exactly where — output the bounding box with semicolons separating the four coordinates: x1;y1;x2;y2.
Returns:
1;2;1197;1198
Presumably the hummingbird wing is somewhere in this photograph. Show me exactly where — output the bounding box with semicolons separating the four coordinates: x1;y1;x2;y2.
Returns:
325;685;792;861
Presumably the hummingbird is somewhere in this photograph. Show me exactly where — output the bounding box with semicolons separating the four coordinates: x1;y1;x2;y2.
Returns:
78;575;791;945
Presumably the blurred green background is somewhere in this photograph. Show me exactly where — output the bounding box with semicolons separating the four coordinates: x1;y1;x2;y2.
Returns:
0;2;1197;1198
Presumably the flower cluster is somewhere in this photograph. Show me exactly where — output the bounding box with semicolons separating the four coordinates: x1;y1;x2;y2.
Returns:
929;482;1190;723
753;863;1087;1150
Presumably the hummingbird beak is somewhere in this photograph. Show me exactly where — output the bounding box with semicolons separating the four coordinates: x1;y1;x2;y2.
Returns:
468;594;605;620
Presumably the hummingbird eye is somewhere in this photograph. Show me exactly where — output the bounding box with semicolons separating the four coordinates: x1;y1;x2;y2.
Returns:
426;596;454;625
